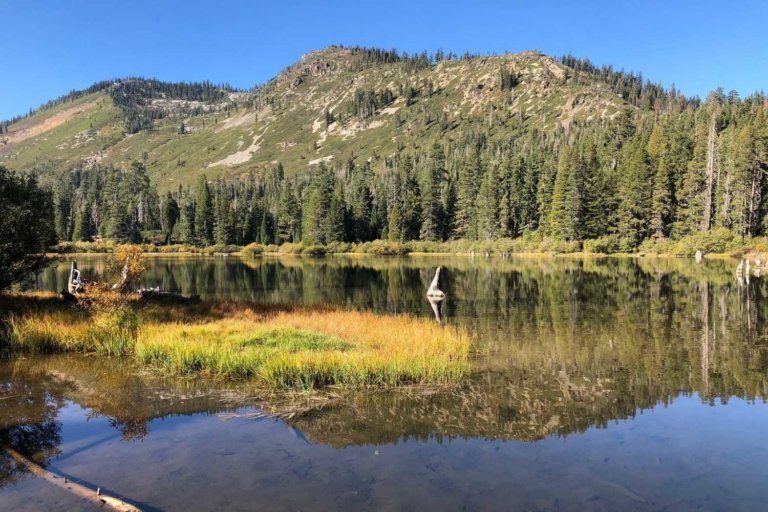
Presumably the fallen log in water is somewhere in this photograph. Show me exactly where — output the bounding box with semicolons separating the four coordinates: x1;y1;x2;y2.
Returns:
1;444;142;512
139;287;200;303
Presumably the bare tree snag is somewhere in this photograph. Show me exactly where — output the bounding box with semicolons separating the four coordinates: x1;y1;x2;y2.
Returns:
426;267;445;298
703;112;718;230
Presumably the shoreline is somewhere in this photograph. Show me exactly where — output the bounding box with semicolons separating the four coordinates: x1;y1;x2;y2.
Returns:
47;249;742;260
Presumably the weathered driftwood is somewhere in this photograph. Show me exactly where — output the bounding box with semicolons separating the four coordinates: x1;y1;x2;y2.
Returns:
426;267;445;298
1;444;141;512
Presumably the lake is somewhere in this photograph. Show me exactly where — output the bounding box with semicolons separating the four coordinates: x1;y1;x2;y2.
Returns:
2;254;768;511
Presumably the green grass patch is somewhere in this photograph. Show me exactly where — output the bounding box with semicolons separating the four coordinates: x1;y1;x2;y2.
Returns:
2;292;470;389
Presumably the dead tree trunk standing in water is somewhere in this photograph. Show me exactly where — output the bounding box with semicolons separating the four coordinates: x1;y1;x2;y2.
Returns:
703;112;718;230
426;267;445;324
426;267;445;298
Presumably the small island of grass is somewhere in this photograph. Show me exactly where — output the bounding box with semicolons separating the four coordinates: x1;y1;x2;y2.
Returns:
1;291;470;389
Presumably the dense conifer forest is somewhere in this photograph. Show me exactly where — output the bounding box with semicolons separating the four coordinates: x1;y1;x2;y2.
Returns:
6;47;768;252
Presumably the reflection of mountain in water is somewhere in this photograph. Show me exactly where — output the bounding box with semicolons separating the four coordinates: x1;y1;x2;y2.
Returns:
20;255;768;449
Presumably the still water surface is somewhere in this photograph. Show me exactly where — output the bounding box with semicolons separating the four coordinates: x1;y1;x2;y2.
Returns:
2;254;768;511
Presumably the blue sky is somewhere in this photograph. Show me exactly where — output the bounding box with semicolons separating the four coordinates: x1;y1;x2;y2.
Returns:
1;0;767;120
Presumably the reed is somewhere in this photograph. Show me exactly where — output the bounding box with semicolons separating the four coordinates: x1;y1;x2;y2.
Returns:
1;292;471;389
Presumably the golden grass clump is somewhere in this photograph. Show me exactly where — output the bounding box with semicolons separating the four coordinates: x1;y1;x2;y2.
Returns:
1;292;471;389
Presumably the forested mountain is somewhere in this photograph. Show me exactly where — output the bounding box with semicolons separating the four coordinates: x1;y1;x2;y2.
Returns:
1;46;766;250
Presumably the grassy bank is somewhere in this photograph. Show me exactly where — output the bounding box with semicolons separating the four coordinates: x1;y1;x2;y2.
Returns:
51;230;766;258
1;292;470;389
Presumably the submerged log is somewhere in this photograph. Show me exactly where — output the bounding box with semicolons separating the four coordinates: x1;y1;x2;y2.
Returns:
426;267;445;298
1;444;142;512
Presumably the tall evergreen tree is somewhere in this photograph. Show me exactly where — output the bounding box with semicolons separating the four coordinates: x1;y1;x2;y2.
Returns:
326;182;348;243
302;164;334;244
161;192;179;243
195;176;214;245
454;148;482;239
277;179;301;243
617;133;654;249
420;144;445;241
548;147;581;240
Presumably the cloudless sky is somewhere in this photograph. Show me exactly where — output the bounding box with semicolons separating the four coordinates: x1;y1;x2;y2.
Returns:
1;0;767;120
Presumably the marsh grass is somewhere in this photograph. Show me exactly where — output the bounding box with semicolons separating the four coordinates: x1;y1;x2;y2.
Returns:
1;292;470;389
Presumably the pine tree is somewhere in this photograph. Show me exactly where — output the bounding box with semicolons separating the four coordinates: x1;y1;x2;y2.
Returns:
326;182;348;243
349;164;374;241
420;144;445;241
578;138;611;239
194;176;214;245
214;181;235;245
259;206;274;244
72;202;94;241
617;134;653;248
177;193;196;244
647;125;672;237
454;148;482;239
400;156;422;241
536;156;557;236
387;168;404;242
548;147;581;240
477;161;500;239
277;180;301;243
161;192;179;243
302;164;334;244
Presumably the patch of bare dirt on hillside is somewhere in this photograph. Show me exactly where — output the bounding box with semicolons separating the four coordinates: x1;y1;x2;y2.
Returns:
215;111;257;132
207;133;263;167
0;100;100;154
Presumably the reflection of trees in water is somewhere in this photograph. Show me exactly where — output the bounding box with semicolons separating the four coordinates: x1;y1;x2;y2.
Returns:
0;354;251;488
0;366;73;488
32;255;768;446
286;258;768;445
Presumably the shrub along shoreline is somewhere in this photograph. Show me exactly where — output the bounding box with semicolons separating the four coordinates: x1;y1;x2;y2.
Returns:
1;292;471;389
50;229;765;258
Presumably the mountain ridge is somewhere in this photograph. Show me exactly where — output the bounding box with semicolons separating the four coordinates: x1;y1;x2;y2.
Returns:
0;46;646;189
